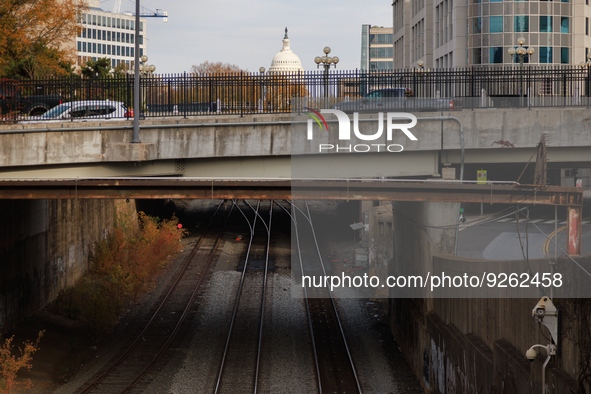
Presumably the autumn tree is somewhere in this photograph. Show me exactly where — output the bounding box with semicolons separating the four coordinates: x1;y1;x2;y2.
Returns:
190;61;245;75
0;331;44;394
0;0;86;79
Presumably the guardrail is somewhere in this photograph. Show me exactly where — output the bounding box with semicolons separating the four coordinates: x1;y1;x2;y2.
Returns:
2;65;591;122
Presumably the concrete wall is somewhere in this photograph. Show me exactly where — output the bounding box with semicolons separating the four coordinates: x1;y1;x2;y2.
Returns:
1;108;591;170
0;199;136;333
387;200;585;393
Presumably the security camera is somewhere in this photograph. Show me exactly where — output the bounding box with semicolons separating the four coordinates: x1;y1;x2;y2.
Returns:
526;348;537;362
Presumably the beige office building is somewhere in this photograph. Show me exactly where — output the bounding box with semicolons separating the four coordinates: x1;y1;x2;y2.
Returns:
393;0;591;67
76;0;148;70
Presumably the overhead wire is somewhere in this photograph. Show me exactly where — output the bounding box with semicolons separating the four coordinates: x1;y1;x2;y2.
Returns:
519;210;591;280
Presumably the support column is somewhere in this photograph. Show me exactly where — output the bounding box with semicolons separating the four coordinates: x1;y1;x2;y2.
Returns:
567;206;582;256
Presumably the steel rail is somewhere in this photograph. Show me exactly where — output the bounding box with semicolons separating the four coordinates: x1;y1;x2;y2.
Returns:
249;200;273;394
78;199;230;394
273;200;323;394
214;200;261;394
288;200;363;394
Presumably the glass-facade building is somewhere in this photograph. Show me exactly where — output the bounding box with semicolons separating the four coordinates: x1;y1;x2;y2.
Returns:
361;25;394;70
393;0;591;67
469;0;573;65
76;0;147;70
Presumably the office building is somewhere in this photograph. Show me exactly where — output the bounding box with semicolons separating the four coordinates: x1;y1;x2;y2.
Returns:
76;0;147;70
393;0;591;67
361;25;395;70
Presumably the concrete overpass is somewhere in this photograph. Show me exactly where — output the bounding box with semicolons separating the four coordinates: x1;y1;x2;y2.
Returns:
0;107;590;179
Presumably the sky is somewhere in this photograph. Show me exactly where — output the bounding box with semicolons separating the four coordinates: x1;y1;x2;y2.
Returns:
98;0;392;74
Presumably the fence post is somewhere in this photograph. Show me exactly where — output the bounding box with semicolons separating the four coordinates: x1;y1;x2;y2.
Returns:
126;73;131;120
563;72;567;108
470;68;474;111
585;67;591;109
70;74;74;104
183;71;187;119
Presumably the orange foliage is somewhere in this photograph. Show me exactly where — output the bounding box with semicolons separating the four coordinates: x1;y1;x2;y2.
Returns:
0;331;44;394
50;212;187;337
0;0;86;78
190;61;245;75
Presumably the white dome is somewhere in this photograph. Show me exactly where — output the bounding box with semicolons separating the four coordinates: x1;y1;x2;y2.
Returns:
268;28;304;74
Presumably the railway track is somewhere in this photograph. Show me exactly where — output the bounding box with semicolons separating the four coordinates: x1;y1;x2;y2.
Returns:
74;199;363;393
75;200;233;394
277;200;363;394
214;200;274;393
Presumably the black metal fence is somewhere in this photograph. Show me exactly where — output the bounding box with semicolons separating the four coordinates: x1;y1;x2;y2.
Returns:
2;66;591;122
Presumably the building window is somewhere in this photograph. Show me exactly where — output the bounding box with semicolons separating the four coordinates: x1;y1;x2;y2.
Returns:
82;29;86;38
126;20;130;30
92;15;96;25
92;43;96;54
370;47;394;58
561;47;569;63
490;47;503;63
83;42;86;52
107;17;111;27
131;20;135;30
126;47;130;57
540;16;553;32
77;41;81;51
131;34;134;44
117;18;121;28
539;47;553;63
92;29;96;39
107;45;111;55
473;17;482;34
131;47;134;57
561;17;569;33
117;32;120;42
473;48;482;64
514;16;529;32
490;16;503;33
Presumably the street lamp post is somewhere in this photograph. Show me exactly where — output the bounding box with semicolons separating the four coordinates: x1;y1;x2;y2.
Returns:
314;47;339;108
138;55;155;114
508;37;534;106
259;67;266;113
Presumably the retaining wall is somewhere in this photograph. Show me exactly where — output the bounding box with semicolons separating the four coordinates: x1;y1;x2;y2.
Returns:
0;199;136;333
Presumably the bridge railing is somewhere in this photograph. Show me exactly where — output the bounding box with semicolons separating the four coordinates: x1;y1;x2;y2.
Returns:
2;65;591;122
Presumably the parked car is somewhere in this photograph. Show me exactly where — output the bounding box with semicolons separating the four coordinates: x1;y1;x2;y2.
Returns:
26;100;137;123
0;79;62;117
332;88;457;112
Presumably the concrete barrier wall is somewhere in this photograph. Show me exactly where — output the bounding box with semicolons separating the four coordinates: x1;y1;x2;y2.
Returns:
1;107;590;168
388;199;586;394
390;294;582;393
0;199;136;333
